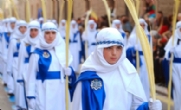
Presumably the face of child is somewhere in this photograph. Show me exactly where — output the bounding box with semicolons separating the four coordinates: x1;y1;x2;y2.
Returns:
19;26;27;34
103;45;123;64
30;28;39;38
116;24;120;29
62;22;65;26
72;24;76;28
10;22;16;29
90;24;94;29
140;23;145;29
44;31;56;44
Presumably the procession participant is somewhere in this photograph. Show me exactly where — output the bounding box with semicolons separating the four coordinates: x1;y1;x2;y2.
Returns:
72;28;162;110
16;20;40;109
52;19;58;28
38;17;44;28
26;22;73;110
0;19;8;84
112;19;128;48
0;20;5;75
6;20;27;109
69;20;81;72
59;19;66;39
82;20;98;56
1;17;16;91
164;21;181;110
127;18;151;100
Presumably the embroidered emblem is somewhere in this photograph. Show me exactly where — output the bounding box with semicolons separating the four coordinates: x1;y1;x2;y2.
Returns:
91;79;102;90
43;51;50;58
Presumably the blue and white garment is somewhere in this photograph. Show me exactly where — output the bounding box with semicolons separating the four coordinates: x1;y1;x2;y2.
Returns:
126;18;151;100
69;20;81;72
82;20;98;56
59;19;66;39
112;19;128;48
1;18;16;85
72;28;149;110
6;20;27;108
16;20;41;109
26;22;73;110
164;21;181;110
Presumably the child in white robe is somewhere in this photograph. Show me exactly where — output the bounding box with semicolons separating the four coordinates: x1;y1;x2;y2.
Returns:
127;18;152;100
1;18;16;87
26;22;73;110
164;21;181;110
72;28;162;110
6;20;27;109
69;20;81;72
16;20;41;109
82;20;98;56
59;19;66;39
112;19;128;48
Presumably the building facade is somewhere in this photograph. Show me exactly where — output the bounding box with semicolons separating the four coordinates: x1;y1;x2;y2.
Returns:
1;0;180;22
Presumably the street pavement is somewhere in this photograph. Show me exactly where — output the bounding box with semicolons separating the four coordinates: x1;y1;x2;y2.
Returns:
0;76;174;110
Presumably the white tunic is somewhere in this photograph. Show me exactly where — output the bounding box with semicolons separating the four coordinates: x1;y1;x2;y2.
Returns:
1;33;10;84
69;31;81;72
72;59;147;110
128;33;151;100
7;38;22;103
82;30;98;56
165;36;181;110
16;39;36;109
26;49;66;110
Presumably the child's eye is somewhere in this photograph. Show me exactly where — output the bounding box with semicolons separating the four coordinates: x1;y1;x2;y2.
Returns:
117;46;122;49
105;47;112;49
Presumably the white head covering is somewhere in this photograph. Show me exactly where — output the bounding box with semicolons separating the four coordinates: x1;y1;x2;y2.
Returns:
11;20;27;40
176;21;181;29
38;17;44;22
129;18;150;46
59;19;66;30
23;20;41;45
81;28;125;73
1;19;8;32
52;19;58;27
7;17;17;32
38;22;73;82
59;19;66;37
138;18;149;35
70;20;79;33
87;20;97;32
112;19;125;33
164;21;181;52
81;28;146;101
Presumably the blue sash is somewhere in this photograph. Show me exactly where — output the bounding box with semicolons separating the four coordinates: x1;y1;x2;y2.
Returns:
36;71;61;80
13;52;19;57
4;32;10;48
33;48;52;82
70;31;79;43
136;102;149;110
121;32;126;38
73;71;105;110
173;57;181;63
126;47;142;67
24;45;31;63
13;42;21;57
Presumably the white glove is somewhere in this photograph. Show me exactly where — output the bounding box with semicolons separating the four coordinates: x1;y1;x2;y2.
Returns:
63;67;72;76
169;46;175;53
28;99;36;110
149;98;162;110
